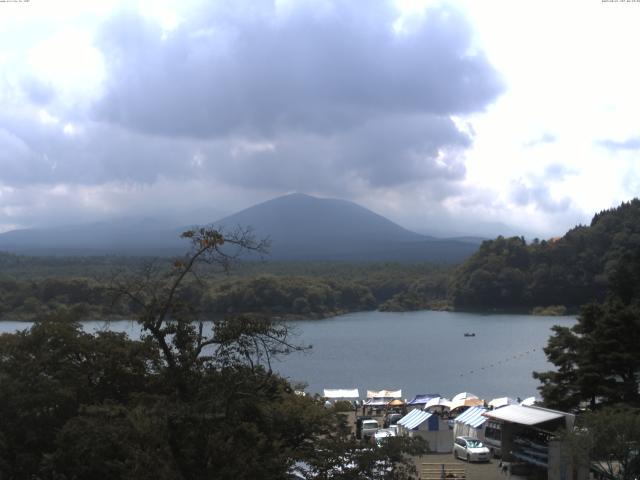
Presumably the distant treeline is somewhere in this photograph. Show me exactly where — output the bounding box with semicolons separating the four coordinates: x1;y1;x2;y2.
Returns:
2;198;639;319
449;199;640;310
0;259;453;321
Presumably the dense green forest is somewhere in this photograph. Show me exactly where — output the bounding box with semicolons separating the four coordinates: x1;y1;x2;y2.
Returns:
0;229;427;479
0;254;452;321
1;198;639;320
450;199;640;311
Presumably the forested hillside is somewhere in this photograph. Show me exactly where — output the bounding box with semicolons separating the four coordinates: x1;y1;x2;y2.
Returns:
450;199;640;310
0;257;452;321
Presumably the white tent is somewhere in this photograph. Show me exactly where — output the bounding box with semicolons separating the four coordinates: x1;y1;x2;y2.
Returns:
452;392;479;402
425;397;453;410
323;389;359;399
452;406;488;440
397;410;452;452
520;396;538;406
488;397;517;409
450;397;484;411
367;389;401;398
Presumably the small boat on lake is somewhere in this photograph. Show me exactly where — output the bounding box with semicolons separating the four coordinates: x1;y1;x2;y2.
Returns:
464;333;476;337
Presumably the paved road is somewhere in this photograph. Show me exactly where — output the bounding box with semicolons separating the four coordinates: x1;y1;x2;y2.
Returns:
414;453;504;480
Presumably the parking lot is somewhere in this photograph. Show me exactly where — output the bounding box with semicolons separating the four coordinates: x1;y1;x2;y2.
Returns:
414;453;504;480
345;411;508;480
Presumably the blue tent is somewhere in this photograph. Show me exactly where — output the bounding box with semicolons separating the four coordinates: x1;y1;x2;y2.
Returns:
407;394;441;406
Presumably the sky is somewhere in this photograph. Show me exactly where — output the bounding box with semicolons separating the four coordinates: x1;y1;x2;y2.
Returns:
0;0;639;238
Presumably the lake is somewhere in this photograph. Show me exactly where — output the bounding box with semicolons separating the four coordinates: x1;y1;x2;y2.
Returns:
0;310;575;401
275;310;576;401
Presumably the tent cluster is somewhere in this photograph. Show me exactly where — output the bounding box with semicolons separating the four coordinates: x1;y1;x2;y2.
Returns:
322;388;538;414
395;393;549;454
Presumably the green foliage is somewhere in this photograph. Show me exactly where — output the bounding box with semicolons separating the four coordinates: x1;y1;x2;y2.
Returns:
450;199;640;310
0;229;425;479
562;407;640;480
0;258;454;321
534;251;640;411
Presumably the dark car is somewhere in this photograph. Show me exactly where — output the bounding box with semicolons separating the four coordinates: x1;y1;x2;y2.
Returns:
383;413;402;428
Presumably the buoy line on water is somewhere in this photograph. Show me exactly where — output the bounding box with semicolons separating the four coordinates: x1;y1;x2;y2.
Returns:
457;347;543;377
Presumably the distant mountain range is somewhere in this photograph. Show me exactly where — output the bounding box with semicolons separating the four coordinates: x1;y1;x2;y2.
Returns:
0;193;481;262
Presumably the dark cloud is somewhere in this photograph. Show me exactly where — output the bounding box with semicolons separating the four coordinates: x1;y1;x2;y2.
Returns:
95;1;503;138
194;114;468;194
597;137;640;151
0;0;506;231
0;113;197;186
83;0;502;193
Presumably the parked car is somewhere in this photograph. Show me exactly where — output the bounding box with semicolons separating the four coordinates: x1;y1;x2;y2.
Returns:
383;412;403;428
355;415;373;439
373;428;397;447
361;419;379;439
453;436;491;462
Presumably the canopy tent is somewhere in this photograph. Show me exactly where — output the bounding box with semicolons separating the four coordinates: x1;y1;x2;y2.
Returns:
450;397;484;411
364;397;389;406
407;394;441;406
323;389;359;399
387;399;405;407
452;406;488;440
367;389;401;398
483;405;574;429
519;396;538;406
454;406;488;429
452;392;479;402
425;397;453;410
398;408;452;452
398;409;435;430
488;397;517;409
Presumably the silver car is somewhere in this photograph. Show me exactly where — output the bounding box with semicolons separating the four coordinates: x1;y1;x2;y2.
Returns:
453;436;491;462
361;419;379;439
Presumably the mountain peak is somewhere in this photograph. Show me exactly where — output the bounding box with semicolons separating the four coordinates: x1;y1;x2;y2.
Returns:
0;193;479;262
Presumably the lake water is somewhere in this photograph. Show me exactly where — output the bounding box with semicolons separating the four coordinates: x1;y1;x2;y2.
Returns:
0;310;575;401
276;310;576;401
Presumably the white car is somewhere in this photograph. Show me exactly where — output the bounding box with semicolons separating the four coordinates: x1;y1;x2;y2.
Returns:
453;436;491;462
361;419;379;439
373;428;397;447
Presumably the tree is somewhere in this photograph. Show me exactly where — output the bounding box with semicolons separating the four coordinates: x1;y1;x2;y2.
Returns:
0;227;427;479
561;407;640;480
534;253;640;411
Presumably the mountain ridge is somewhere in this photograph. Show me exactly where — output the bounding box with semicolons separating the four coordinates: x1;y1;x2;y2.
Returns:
0;193;478;262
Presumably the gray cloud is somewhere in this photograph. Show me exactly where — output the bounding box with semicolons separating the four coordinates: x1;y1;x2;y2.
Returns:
597;137;640;151
95;1;503;139
510;178;571;213
20;76;56;105
81;0;501;194
0;0;506;229
0;113;197;186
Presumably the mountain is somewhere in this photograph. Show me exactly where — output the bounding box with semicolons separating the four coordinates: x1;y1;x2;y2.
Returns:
0;217;184;256
212;193;477;262
0;193;479;262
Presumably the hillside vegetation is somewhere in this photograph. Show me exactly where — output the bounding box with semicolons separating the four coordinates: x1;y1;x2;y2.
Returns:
450;199;640;310
0;257;452;321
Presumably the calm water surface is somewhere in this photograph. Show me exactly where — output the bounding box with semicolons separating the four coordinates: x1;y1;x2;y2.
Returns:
1;310;575;401
276;310;575;400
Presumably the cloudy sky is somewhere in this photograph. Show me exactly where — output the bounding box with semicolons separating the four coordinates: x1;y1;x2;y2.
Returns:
1;0;639;237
